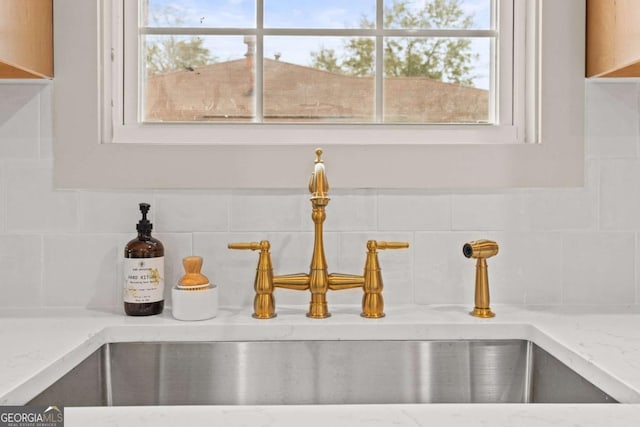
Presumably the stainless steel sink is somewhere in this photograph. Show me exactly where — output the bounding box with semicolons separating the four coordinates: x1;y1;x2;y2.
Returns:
28;340;616;406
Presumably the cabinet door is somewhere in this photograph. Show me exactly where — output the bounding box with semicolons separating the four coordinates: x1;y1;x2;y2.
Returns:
587;0;640;77
0;0;53;78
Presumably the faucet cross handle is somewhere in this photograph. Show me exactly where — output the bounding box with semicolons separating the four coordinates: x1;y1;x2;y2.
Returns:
362;240;410;319
228;240;276;319
368;241;410;251
228;241;269;251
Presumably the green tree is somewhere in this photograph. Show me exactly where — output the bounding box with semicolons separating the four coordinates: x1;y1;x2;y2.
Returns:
309;48;342;73
311;0;477;85
144;5;214;75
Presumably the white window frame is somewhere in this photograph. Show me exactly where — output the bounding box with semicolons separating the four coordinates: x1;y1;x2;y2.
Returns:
115;0;513;142
53;0;584;189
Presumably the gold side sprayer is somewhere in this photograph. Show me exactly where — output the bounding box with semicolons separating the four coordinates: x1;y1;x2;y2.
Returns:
229;148;409;319
463;239;499;318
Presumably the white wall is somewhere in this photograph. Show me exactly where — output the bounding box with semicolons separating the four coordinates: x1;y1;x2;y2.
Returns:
0;80;638;311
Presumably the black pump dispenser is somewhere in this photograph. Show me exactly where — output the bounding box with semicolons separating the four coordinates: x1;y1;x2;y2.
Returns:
124;202;165;316
136;203;153;234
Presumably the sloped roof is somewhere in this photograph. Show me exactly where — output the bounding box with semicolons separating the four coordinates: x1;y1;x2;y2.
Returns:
145;58;488;123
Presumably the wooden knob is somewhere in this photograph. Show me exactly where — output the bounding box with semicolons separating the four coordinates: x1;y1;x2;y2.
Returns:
179;256;210;287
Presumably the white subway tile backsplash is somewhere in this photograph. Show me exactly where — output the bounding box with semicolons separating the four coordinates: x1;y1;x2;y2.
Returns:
316;190;377;232
600;159;640;230
154;191;229;233
452;194;507;231
231;190;305;232
561;232;635;304
6;161;78;233
492;233;563;305
586;82;639;159
524;161;598;231
39;84;53;160
636;233;640;305
413;232;479;305
1;82;640;310
79;191;153;233
43;234;120;308
0;235;42;307
0;86;41;159
378;192;451;231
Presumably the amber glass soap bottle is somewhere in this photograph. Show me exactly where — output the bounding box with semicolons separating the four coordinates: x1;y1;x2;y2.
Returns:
124;203;165;316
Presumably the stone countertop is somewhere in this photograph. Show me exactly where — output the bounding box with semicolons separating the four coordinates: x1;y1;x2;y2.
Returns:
1;304;640;426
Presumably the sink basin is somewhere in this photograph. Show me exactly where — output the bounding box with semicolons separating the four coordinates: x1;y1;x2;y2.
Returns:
28;340;616;406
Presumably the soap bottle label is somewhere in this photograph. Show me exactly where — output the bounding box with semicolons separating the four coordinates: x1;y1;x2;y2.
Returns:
124;257;165;303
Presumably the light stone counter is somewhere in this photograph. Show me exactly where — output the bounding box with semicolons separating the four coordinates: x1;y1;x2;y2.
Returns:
1;304;640;426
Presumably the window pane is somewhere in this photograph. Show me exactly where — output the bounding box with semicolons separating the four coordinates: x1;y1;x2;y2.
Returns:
143;35;255;122
142;0;255;28
263;37;375;123
136;1;496;125
264;0;375;29
383;37;491;124
383;0;492;30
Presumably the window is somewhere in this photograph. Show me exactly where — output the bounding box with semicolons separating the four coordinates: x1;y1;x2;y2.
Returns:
111;0;522;145
133;0;499;125
53;0;584;189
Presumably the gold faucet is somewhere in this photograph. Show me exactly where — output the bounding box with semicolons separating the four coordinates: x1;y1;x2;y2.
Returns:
463;239;499;318
229;148;409;319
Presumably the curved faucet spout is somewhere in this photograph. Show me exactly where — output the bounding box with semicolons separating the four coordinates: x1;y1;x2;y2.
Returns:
309;148;329;200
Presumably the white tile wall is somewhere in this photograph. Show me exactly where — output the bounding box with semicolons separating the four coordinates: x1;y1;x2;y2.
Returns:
43;234;121;308
586;82;639;158
452;194;508;231
6;160;78;233
378;191;451;231
230;190;305;232
0;235;42;307
560;232;636;304
79;191;153;233
600;159;640;230
154;191;229;233
0;81;639;310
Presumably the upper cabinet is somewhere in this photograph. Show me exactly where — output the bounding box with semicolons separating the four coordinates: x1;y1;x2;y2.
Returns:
587;0;640;77
0;0;53;79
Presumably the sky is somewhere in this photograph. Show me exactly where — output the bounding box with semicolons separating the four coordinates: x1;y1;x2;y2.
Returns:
145;0;493;88
147;0;491;28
